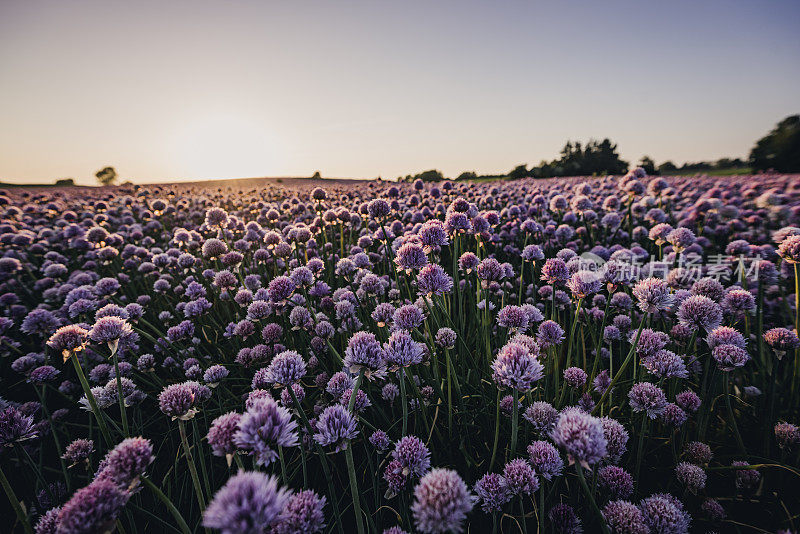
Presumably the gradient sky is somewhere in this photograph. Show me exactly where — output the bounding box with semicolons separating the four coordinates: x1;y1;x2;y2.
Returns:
1;0;799;185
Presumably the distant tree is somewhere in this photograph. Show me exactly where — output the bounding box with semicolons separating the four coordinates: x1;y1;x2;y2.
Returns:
639;156;657;175
412;169;444;182
55;178;75;186
311;171;322;179
95;166;118;186
750;115;800;172
456;171;477;181
658;161;677;173
508;164;529;179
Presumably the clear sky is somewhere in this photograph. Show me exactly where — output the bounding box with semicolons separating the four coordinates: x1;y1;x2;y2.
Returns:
1;0;798;185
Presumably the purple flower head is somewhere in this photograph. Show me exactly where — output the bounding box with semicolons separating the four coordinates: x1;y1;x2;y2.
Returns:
235;397;299;466
95;437;154;490
502;458;539;495
89;316;132;346
158;383;199;420
268;276;296;303
684;441;712;464
393;304;425;330
207;412;242;459
775;422;800;449
707;326;746;350
524;401;558;433
601;417;629;464
411;468;474;534
550;407;608;466
474;472;510;512
369;429;391;452
537;320;565;348
633;278;674;313
491;341;543;391
392;435;431;478
549;503;583;534
628;382;667;419
395;242;428;272
541;258;569;285
343;331;387;379
203;364;229;386
675;390;701;413
203;471;291;534
563;367;588;388
677;295;722;333
313;404;358;452
661;403;688;427
47;325;89;353
711;344;750;371
435;327;457;349
527;440;563;480
29;365;60;384
567;270;601;300
57;478;128;534
63;438;94;465
675;462;706;494
264;350;307;387
496;305;528;331
641;349;688;379
602;500;648;534
763;328;800;352
384;330;425;369
273;489;327;534
639;493;691;534
598;466;634;500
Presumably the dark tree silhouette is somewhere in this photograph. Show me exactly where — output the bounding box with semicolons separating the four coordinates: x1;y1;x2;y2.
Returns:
750;115;800;172
95;166;118;186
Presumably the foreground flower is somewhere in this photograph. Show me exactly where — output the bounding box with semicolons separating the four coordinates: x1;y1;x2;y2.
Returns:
550;407;608;466
203;471;291;534
235;397;298;466
57;478;129;534
491;342;543;391
313;404;358;452
411;468;475;534
273;489;327;534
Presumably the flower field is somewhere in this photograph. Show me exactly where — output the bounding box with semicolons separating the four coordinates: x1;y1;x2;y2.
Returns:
1;171;800;533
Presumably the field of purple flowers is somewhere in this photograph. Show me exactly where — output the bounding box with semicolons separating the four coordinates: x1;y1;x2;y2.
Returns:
1;170;800;534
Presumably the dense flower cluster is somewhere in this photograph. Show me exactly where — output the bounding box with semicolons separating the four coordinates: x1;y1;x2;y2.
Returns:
1;173;799;533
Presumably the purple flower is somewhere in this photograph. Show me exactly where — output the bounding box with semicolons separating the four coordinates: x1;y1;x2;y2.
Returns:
411;468;475;534
602;500;648;534
677;295;723;333
203;471;291;534
502;458;539;495
633;278;673;313
707;326;746;350
474;473;510;512
158;383;198;420
57;479;129;534
47;325;89;353
641;349;688;379
549;503;583;534
207;412;242;459
524;401;558;433
711;344;750;371
384;330;425;369
775;422;800;449
89;316;132;345
396;242;428;272
598;466;634;499
343;331;387;379
264;350;307;387
684;441;712;464
628;382;667;419
491;341;543;391
601;417;629;464
496;305;529;331
675;462;706;494
541;258;569;285
273;489;327;534
563;367;588;388
63;438;94;465
369;430;391;452
393;304;425;330
313;404;358;452
235;398;299;466
0;406;37;446
550;407;608;466
764;327;800;352
639;493;691;534
393;435;431;478
675;390;701;413
537;320;565;348
567;270;601;299
527;440;563;480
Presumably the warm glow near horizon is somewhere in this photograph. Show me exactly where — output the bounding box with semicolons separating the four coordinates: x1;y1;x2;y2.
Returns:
0;0;798;185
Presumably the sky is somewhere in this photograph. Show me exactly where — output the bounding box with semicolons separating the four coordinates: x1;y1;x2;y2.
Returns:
1;0;798;185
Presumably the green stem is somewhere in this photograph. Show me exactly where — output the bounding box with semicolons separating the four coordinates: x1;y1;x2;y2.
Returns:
0;465;33;534
345;441;365;534
400;368;409;436
724;373;746;454
112;348;130;437
178;419;206;512
592;313;647;415
142;477;191;534
511;390;519;458
575;463;610;534
70;350;112;445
